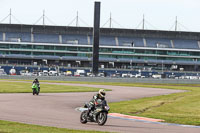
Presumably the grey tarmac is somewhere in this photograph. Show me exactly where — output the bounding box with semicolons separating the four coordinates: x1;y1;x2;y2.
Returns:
0;81;199;133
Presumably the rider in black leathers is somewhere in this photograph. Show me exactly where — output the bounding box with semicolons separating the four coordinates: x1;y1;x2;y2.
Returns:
86;89;106;117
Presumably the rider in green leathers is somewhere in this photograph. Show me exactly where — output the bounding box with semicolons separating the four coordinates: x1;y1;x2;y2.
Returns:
32;78;40;94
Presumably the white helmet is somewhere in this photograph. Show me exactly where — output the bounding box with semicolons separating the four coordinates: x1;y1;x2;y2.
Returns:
99;89;106;98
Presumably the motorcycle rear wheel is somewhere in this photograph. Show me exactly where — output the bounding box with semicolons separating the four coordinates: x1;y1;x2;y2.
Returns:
80;111;87;124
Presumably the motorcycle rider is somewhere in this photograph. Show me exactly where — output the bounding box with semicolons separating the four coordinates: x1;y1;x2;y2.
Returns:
32;78;40;92
86;89;106;117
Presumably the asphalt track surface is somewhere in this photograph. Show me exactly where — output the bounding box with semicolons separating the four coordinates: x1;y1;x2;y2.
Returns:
0;81;200;133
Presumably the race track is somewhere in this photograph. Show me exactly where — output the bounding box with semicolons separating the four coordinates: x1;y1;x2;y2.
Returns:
0;82;199;133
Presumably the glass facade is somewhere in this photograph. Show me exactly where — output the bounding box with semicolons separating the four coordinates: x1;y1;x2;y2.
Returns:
1;43;200;63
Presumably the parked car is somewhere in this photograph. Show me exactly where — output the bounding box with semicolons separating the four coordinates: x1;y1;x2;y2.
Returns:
43;70;49;76
97;73;105;77
66;71;72;76
74;70;86;77
49;70;58;76
38;72;44;76
152;74;162;79
122;73;133;78
20;70;32;76
0;69;7;76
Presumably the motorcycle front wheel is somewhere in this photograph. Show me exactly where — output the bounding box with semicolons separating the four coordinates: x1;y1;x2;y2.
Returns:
80;110;88;124
97;112;107;126
32;89;35;95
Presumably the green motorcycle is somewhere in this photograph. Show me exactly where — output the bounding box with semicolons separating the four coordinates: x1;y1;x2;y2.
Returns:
32;83;40;95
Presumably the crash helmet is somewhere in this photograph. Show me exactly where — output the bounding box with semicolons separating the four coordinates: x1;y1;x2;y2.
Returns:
98;89;106;98
35;78;38;82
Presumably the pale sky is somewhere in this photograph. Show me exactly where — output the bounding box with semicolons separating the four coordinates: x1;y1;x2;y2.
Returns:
0;0;200;32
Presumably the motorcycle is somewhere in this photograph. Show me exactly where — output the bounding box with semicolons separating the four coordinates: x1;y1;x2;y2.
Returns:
80;99;110;126
32;83;40;95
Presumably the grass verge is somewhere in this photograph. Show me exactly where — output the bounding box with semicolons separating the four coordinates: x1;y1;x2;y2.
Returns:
0;81;111;93
109;84;200;126
0;120;110;133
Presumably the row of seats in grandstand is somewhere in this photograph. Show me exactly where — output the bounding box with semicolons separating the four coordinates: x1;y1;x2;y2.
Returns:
3;53;200;65
101;58;200;65
0;32;199;49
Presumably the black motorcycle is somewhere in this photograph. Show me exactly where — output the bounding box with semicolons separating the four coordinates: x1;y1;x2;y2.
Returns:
80;99;110;126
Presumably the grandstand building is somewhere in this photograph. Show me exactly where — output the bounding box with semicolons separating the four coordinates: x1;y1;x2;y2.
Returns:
0;23;200;71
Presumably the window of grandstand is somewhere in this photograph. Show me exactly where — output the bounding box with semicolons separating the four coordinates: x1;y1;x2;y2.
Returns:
0;44;9;49
10;44;20;49
33;45;44;49
67;47;78;51
156;43;169;48
55;46;65;50
9;38;21;42
135;49;145;54
78;47;91;52
21;44;32;49
179;51;189;56
10;51;20;54
100;48;112;53
66;40;79;44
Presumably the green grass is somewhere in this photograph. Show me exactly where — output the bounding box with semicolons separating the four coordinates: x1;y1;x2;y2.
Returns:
0;81;111;93
0;120;110;133
1;79;200;126
109;84;200;126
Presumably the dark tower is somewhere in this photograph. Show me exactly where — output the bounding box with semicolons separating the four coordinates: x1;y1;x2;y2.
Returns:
92;2;101;75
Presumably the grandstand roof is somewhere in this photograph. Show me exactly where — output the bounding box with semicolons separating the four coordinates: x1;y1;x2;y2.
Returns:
0;23;200;40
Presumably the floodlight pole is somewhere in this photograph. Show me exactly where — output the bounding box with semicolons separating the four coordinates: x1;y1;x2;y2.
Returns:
109;12;112;28
175;16;178;31
92;2;101;75
76;11;79;27
142;14;145;30
9;8;12;24
43;10;45;25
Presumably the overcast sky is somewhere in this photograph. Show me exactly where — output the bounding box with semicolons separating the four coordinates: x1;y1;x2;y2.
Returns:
0;0;200;32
